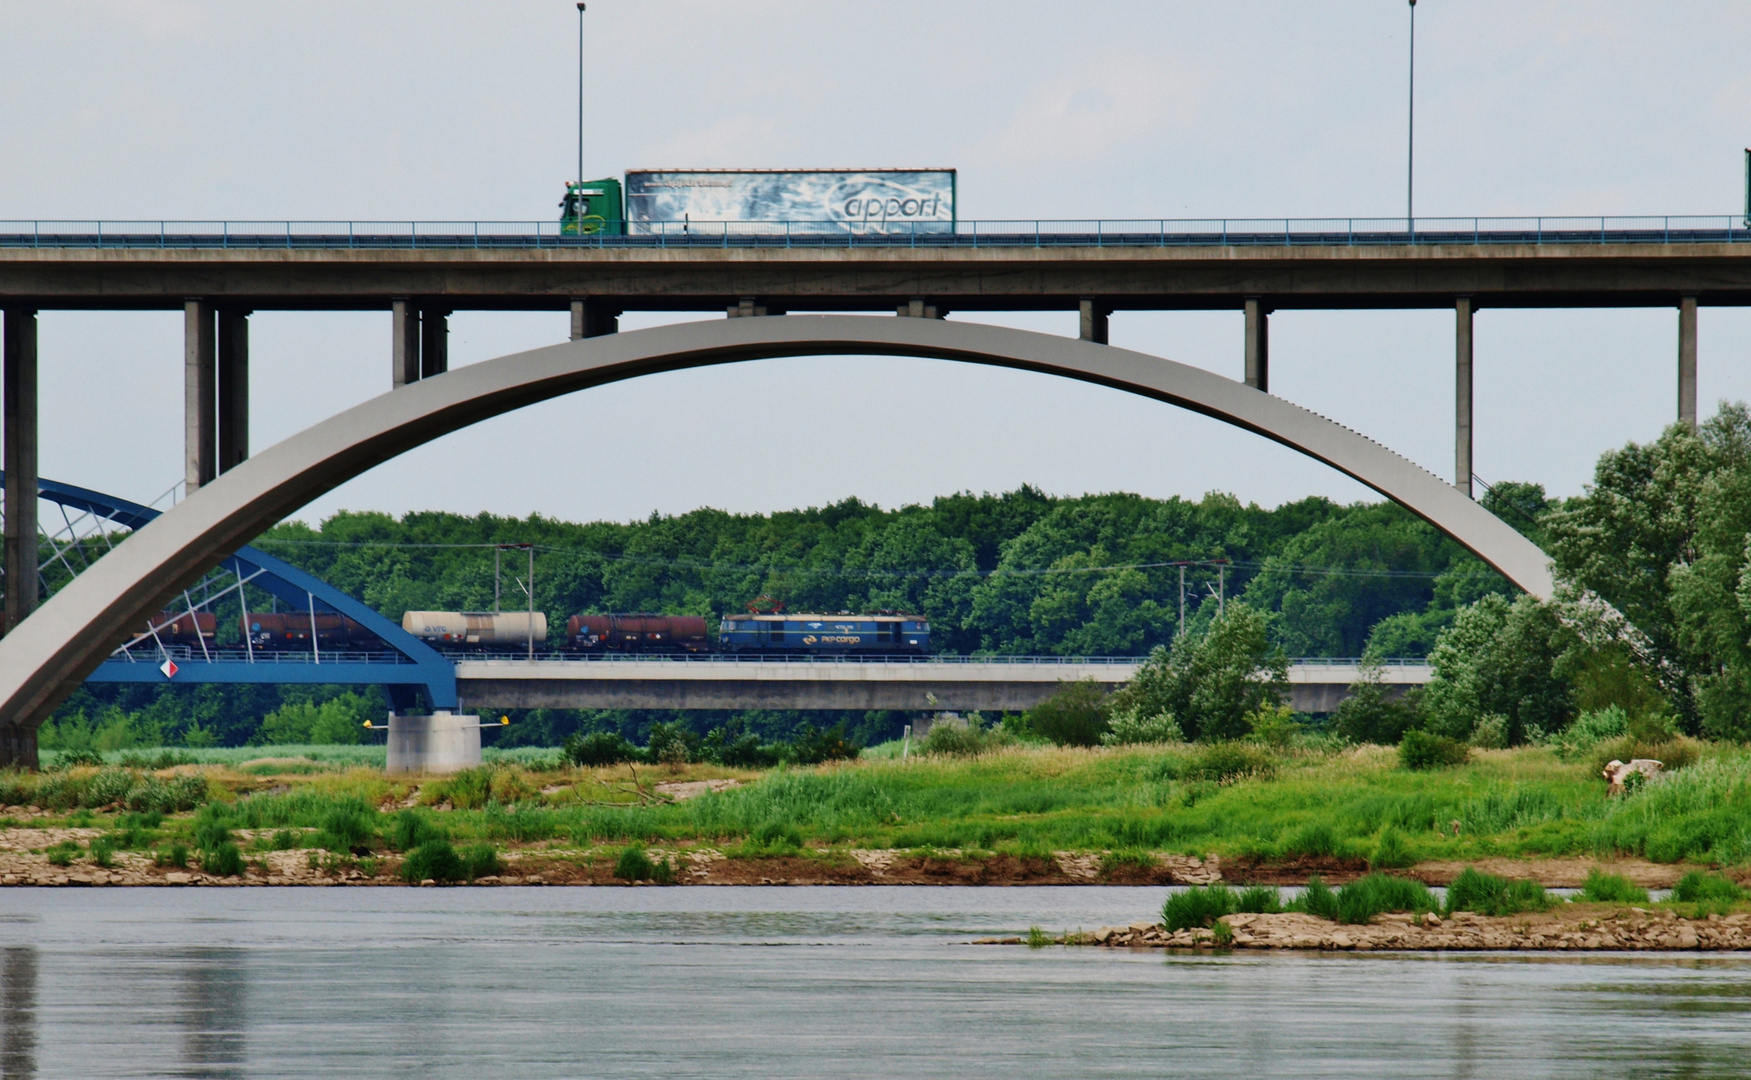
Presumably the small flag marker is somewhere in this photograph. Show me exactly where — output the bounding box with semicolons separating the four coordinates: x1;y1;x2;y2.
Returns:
159;659;179;679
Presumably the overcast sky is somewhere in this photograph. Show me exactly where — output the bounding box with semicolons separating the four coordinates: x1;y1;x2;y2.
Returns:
6;1;1751;526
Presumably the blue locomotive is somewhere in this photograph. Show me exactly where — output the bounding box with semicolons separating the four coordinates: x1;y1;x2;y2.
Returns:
719;613;929;654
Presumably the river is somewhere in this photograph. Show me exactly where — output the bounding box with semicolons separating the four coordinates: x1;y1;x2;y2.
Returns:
0;885;1743;1078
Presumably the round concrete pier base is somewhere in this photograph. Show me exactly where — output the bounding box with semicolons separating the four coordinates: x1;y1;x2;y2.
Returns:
385;712;482;774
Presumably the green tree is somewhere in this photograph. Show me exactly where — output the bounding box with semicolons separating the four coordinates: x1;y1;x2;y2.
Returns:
255;692;371;745
1108;605;1287;741
1420;594;1577;744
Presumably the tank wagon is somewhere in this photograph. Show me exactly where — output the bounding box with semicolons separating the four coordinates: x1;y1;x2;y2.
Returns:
132;611;216;647
400;611;547;648
567;614;711;652
242;612;377;650
719;613;928;655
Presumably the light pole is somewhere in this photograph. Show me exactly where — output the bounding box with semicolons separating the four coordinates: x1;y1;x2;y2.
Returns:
588;2;595;184
577;3;586;186
1407;0;1417;235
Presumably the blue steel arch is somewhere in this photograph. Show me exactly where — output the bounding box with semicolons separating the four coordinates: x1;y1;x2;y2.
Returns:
11;473;455;711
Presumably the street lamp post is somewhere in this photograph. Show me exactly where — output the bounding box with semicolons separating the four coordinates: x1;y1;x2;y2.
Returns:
1407;0;1417;236
577;3;586;187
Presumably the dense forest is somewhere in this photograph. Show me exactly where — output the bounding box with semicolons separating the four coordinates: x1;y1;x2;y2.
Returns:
49;480;1537;749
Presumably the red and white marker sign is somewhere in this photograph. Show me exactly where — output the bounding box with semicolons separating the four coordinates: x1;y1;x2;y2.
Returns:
159;659;179;679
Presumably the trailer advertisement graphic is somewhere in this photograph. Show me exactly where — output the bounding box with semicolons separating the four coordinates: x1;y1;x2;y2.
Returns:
624;169;955;233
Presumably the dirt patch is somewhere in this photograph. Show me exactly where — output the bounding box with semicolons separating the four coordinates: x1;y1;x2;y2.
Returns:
654;779;742;801
1403;857;1688;888
1222;854;1371;884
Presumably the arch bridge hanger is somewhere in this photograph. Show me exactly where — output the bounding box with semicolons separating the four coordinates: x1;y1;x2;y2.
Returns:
0;315;1551;734
2;472;454;713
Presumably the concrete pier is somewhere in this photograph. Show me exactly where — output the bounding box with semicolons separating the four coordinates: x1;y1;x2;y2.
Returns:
570;298;619;338
420;308;448;379
2;308;37;635
385;711;482;774
392;299;421;388
184;300;216;492
217;308;249;473
1678;296;1698;426
1456;297;1474;497
1244;298;1269;391
1078;298;1109;344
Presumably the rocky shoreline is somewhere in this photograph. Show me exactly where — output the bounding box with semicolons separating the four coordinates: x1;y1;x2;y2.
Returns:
982;909;1751;951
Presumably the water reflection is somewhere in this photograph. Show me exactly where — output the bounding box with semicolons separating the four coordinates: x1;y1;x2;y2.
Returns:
0;948;34;1080
177;948;246;1079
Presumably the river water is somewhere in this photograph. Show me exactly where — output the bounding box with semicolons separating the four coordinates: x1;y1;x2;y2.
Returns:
0;885;1743;1078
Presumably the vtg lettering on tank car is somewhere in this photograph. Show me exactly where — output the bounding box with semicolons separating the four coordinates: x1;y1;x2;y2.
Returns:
718;613;929;655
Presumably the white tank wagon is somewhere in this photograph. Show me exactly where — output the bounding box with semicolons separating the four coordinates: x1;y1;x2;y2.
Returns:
401;611;547;648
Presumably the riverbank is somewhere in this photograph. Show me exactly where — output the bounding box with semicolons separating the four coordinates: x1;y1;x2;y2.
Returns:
1005;906;1751;951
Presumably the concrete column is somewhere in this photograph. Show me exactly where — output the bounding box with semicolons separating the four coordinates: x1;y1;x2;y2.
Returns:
1679;296;1698;427
1455;297;1474;498
217;308;249;473
420;308;449;379
3;309;39;637
1078;299;1109;344
392;300;420;388
183;300;216;492
1244;298;1269;391
571;298;619;338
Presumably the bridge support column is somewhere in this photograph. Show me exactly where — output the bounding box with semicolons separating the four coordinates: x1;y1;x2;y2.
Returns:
1456;297;1473;498
1079;298;1109;344
570;298;619;339
420;308;449;379
392;299;421;388
218;308;250;473
1244;298;1269;391
184;300;216;492
897;298;942;319
3;309;38;638
1678;296;1698;426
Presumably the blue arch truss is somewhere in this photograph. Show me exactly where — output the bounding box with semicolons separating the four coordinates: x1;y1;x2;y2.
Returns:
16;475;455;711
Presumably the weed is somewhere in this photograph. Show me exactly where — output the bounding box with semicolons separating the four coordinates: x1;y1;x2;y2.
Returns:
201;842;246;877
1670;870;1745;905
192;804;232;850
1281;822;1340;859
399;839;465;884
1099;849;1157;875
458;843;501;880
1580;868;1650;904
155;842;189;868
45;843;76;867
316;801;377;852
1399;731;1470;770
1292;877;1339;920
1235;884;1283;914
614;843;657;882
1370;829;1415;870
1181;743;1274;785
1444;866;1554;917
650;856;675;885
269;829;300;851
87;837;117;868
749;820;805;852
385;809;446;853
1162;885;1239;931
1026;926;1054;948
1332;874;1437;924
1210;920;1235;946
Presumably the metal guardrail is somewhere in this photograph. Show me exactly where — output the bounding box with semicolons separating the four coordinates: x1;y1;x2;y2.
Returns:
450;653;1427;667
105;647;417;666
2;218;1746;251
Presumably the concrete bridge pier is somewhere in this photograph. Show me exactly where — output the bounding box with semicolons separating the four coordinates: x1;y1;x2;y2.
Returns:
2;308;37;636
1244;297;1269;391
1678;295;1698;426
385;711;483;774
218;308;250;473
185;302;251;491
570;297;619;339
1456;297;1473;497
1079;298;1109;344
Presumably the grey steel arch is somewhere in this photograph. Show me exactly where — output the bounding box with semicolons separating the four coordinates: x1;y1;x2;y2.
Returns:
0;315;1553;734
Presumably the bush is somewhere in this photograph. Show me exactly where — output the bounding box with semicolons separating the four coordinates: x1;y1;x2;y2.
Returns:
614;843;657;882
385;809;446;853
192;804;233;849
1369;829;1415;870
399;839;465;883
1109;607;1288;743
201;842;245;877
749;820;805;852
317;801;377;852
1180;742;1274;784
1025;681;1111;747
1399;730;1470;770
1580;868;1649;904
1332;676;1419;745
1444;866;1555;917
785;722;860;765
921;715;1013;757
1670;870;1745;904
1101;706;1183;746
55;749;103;769
1162;885;1238;931
646;722;697;768
459;843;500;880
563;731;641;768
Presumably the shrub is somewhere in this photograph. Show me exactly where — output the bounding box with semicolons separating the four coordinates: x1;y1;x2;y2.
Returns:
55;749;103;769
645;722;697;768
614;843;657;882
921;715;1013;757
317;801;377;852
1399;730;1470;770
458;843;501;880
201;842;245;877
437;765;536;810
192;804;233;849
1332;675;1419;745
1181;742;1274;784
750;820;805;852
1580;868;1649;904
1470;715;1509;750
784;722;860;765
699;728;778;768
1162;885;1238;931
399;839;466;883
1370;829;1415;870
1025;681;1111;747
563;731;641;767
1444;866;1555;917
385;809;446;853
1101;706;1183;746
1670;870;1745;904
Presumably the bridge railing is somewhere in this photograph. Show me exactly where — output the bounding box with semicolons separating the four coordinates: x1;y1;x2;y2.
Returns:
446;652;1428;666
103;647;420;666
2;217;1745;251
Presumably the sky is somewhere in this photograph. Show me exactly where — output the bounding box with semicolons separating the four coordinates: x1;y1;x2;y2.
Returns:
4;1;1751;527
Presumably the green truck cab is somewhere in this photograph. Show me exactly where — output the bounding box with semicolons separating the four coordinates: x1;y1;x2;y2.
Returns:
559;178;624;236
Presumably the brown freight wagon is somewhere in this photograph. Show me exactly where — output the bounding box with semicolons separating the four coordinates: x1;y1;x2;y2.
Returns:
566;613;711;652
241;611;378;650
130;611;217;647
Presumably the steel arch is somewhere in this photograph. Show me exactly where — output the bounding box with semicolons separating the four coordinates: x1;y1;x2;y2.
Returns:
0;315;1552;735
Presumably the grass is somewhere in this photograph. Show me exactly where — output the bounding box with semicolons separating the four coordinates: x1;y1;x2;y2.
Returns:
1444;866;1556;917
1580;868;1650;904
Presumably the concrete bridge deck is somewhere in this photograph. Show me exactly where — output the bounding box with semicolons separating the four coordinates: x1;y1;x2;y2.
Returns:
453;656;1432;713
